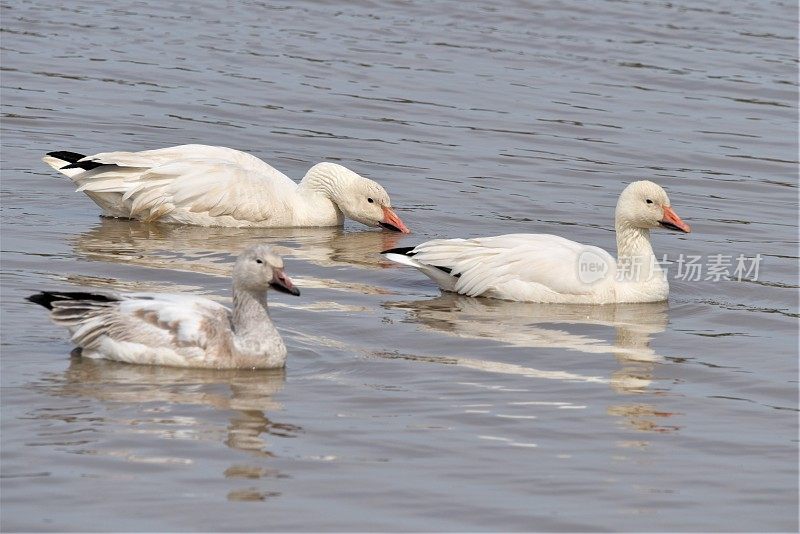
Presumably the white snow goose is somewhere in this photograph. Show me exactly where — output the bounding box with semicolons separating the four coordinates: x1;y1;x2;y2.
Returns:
383;181;691;304
43;144;410;232
28;244;300;369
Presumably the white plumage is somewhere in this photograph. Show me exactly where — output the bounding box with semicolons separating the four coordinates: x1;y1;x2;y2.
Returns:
384;181;691;304
42;145;410;232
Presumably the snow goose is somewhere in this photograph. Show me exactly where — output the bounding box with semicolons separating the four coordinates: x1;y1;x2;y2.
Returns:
28;244;300;369
42;145;410;232
383;181;691;304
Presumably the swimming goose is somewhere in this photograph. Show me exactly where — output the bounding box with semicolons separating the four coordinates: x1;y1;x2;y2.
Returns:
383;181;691;304
42;145;410;232
28;244;300;369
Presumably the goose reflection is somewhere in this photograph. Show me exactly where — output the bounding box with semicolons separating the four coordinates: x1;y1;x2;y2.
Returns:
385;294;667;361
383;294;679;432
71;217;403;274
48;356;298;457
36;357;297;501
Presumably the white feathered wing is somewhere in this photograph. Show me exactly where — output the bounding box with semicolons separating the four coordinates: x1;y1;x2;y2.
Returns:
388;234;617;303
43;145;299;226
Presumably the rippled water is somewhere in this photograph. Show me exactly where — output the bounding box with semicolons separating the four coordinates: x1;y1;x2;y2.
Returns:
1;0;798;531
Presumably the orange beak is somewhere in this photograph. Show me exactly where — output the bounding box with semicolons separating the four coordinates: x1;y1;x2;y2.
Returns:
659;206;691;233
379;206;410;234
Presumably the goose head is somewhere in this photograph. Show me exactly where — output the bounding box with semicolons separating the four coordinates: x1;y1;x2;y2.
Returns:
615;180;691;233
304;162;410;233
233;244;300;296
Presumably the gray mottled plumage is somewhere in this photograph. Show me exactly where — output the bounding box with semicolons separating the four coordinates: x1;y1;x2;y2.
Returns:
28;244;300;369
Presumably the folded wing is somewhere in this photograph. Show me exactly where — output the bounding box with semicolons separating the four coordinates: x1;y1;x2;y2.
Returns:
391;234;615;300
43;144;298;224
31;291;232;366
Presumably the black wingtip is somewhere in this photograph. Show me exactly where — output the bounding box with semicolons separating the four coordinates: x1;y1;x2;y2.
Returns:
46;151;113;171
26;291;119;310
45;151;86;164
381;246;417;256
60;160;107;171
433;265;455;275
27;292;59;310
46;151;110;171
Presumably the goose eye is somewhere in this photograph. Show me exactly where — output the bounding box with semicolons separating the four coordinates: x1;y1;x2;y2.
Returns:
255;259;263;264
367;197;374;204
646;199;653;204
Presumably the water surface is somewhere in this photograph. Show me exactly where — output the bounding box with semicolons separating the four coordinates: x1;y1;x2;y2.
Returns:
1;0;798;531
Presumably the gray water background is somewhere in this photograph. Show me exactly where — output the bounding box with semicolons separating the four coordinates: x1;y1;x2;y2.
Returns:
1;0;798;531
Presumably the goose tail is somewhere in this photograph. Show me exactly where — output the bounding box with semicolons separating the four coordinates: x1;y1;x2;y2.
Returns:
381;246;459;291
42;151;90;178
381;246;420;268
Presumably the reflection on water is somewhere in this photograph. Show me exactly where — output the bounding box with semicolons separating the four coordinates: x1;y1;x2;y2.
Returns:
608;404;681;434
384;294;679;431
386;294;669;361
32;357;296;500
52;357;294;451
70;218;402;296
73;218;402;271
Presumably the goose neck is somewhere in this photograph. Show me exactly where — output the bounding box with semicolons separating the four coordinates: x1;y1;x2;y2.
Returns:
615;222;653;262
297;167;342;202
232;286;271;337
615;222;657;280
294;167;346;225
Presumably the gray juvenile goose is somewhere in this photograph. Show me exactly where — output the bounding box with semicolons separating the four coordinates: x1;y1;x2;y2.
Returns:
28;244;300;369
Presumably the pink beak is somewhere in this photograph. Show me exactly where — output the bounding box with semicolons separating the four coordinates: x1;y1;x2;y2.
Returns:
270;267;300;296
379;206;411;234
660;206;691;233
